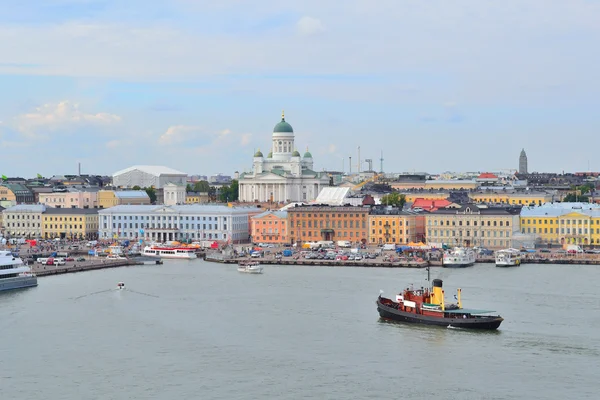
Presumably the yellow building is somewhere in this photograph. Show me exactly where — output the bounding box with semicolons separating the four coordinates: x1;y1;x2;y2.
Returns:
42;208;99;240
0;185;17;205
368;209;425;245
400;192;449;204
520;203;600;246
426;204;521;249
185;192;210;204
98;190;151;208
470;191;553;206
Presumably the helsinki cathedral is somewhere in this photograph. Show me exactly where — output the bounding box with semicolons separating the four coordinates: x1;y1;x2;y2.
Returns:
238;111;329;203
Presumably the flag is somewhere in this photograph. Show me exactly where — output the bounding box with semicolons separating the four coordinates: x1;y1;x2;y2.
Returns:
37;173;43;179
1;175;7;180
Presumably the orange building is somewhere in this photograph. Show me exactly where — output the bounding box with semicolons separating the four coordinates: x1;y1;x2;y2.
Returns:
287;205;369;245
369;207;426;245
250;210;289;244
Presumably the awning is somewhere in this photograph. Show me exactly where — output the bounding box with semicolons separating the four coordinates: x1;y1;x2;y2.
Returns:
321;229;334;233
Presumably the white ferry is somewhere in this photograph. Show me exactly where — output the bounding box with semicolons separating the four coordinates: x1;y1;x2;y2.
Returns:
142;246;197;260
443;247;476;268
0;250;38;292
495;248;521;267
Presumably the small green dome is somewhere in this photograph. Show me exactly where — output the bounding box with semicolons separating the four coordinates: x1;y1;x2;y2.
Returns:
254;149;263;157
303;147;312;158
292;150;301;157
267;151;273;158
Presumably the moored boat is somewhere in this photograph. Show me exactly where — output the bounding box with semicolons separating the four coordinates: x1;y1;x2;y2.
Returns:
238;261;263;274
443;247;476;268
142;246;197;260
0;250;38;292
376;272;503;330
495;248;521;267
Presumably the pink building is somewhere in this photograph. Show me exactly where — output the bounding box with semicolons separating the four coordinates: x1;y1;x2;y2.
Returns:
39;191;98;209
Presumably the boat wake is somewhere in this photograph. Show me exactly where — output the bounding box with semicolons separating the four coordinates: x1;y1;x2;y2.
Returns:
447;325;463;330
73;287;159;300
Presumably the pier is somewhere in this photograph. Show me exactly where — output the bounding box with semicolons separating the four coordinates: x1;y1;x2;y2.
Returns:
31;258;158;277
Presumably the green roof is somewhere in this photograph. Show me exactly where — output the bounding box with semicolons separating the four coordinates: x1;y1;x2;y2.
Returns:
271;168;285;176
267;151;273;158
274;118;293;133
292;150;301;157
304;151;312;158
254;149;263;157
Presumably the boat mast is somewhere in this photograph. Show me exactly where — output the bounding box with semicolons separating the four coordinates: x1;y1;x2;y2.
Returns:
426;265;430;283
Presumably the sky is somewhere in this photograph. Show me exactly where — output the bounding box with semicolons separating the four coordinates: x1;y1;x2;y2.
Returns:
0;0;599;178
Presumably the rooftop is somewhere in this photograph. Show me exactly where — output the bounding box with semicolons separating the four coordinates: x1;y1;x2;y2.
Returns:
521;202;600;217
44;208;99;215
253;210;288;219
112;165;187;177
98;204;261;215
2;204;46;213
114;191;150;199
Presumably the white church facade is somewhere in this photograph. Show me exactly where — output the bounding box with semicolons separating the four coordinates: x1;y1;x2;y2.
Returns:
238;112;330;203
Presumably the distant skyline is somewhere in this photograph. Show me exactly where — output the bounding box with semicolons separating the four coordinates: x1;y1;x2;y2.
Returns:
1;0;599;177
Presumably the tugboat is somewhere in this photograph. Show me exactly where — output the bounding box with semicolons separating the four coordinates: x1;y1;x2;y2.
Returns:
376;268;503;330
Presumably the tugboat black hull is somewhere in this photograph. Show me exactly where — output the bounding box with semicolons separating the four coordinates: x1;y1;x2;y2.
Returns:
377;299;503;330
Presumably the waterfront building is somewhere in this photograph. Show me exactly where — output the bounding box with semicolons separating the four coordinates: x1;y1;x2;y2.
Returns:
1;204;45;238
425;204;521;249
519;149;528;174
185;192;210;204
0;206;4;233
98;190;151;208
250;210;289;244
42;208;99;240
520;202;600;246
287;205;369;245
112;165;187;189
0;183;34;204
238;112;329;203
163;183;186;206
98;204;260;243
39;189;99;209
368;207;425;245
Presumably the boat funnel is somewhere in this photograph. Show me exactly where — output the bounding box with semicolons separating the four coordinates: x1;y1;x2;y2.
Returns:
430;279;444;307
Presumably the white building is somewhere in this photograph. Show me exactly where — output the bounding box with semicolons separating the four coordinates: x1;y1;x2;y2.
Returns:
98;204;261;243
112;165;188;189
238;112;330;203
2;204;46;238
163;183;186;206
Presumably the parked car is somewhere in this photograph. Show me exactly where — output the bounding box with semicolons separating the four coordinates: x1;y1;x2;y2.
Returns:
76;257;86;262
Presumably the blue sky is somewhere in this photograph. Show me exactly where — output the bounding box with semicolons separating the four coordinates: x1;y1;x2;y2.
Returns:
1;0;599;177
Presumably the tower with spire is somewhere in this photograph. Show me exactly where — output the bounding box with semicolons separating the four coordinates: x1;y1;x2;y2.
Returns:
519;149;528;174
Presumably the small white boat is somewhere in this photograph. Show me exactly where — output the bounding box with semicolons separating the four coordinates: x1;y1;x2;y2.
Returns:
495;248;521;267
117;282;125;290
107;254;127;260
142;246;197;260
237;261;263;274
443;247;476;268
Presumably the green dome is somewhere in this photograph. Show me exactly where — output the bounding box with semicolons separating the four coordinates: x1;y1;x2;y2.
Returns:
292;150;301;157
273;111;293;133
274;118;293;133
267;151;273;158
254;149;263;157
303;150;312;158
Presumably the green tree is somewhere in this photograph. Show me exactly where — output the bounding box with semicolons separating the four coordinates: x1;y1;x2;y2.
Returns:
381;192;406;208
193;180;211;193
145;187;157;203
218;180;239;202
186;184;193;192
563;193;589;203
132;185;141;190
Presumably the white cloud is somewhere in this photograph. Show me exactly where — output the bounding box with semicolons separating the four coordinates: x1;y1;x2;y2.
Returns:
105;140;121;149
328;144;336;153
159;125;202;145
14;101;121;137
240;133;252;146
296;16;325;36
